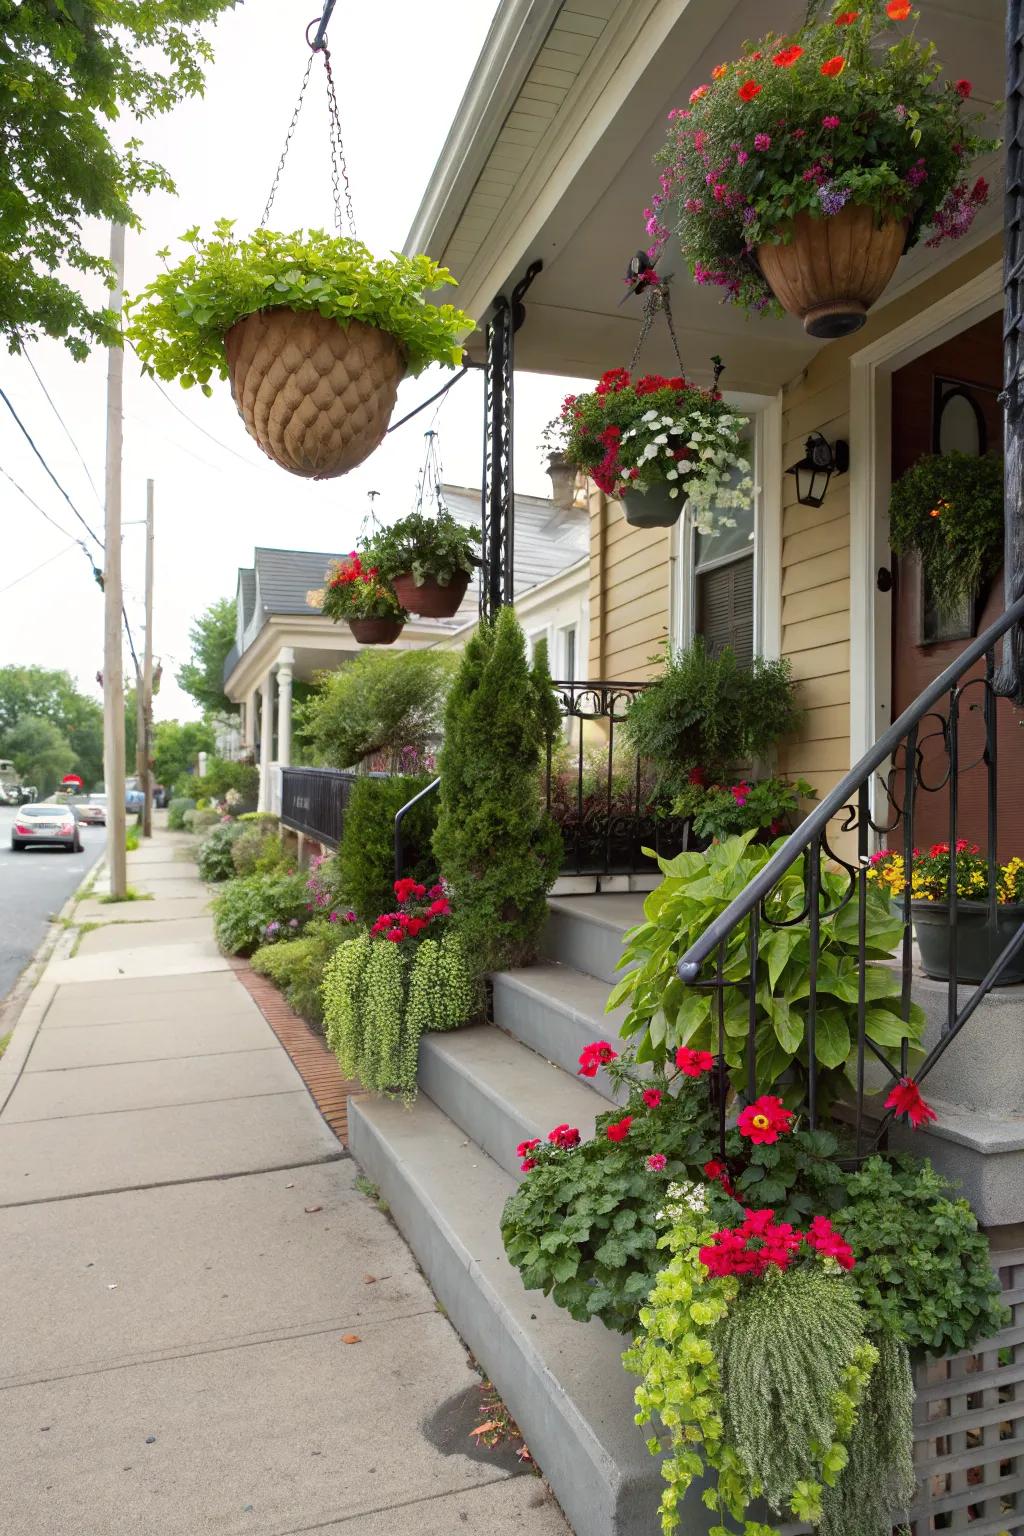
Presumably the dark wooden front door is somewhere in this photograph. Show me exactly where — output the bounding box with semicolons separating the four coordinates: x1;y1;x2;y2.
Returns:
889;311;1022;860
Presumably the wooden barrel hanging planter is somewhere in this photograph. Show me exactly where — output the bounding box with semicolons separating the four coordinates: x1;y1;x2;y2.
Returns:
756;206;909;340
390;569;470;619
225;310;406;479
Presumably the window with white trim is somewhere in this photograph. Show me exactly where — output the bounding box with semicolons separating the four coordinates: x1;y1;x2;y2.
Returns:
673;432;759;661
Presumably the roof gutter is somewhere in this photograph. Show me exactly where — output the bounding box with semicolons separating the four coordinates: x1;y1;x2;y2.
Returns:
403;0;565;267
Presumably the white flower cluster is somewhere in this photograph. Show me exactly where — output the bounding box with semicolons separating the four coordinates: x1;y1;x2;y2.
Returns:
655;1179;709;1226
620;406;754;537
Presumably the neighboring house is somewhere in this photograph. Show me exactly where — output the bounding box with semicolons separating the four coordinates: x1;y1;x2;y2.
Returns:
405;0;1008;831
223;488;587;810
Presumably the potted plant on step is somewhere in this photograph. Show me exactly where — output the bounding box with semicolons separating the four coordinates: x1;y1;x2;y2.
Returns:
310;553;407;645
888;452;1004;617
126;224;474;479
362;509;480;619
868;844;1024;984
647;1;995;337
558;369;753;529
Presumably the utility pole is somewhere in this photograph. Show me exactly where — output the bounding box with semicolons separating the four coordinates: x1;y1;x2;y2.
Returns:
142;479;155;838
103;223;127;897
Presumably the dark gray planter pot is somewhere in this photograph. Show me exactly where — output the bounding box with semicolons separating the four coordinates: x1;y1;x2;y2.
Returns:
623;482;683;528
911;899;1024;985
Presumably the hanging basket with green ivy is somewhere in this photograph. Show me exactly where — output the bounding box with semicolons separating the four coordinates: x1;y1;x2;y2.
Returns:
888;451;1003;617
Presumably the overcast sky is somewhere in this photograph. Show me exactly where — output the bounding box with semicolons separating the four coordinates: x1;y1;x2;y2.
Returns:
0;0;591;724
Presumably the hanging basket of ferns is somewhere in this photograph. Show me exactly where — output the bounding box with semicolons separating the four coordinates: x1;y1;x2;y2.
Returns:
888;451;1003;617
309;555;407;646
126;226;473;480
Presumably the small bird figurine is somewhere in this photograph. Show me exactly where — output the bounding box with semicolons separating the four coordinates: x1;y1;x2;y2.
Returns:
620;250;660;304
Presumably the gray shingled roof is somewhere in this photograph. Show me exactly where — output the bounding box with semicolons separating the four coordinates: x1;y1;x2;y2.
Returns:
238;567;256;629
253;547;338;615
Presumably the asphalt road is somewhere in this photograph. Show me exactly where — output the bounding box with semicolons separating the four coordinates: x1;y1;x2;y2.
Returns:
0;805;105;1004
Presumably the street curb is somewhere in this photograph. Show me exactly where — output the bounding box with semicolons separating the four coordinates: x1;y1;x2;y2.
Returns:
0;856;105;1115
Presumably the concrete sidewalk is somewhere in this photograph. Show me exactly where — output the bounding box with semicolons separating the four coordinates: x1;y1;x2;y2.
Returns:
0;825;568;1536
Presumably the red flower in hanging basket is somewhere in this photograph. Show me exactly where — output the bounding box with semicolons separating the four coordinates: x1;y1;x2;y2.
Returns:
886;0;912;17
738;79;762;101
820;55;847;77
884;1076;937;1129
772;45;804;67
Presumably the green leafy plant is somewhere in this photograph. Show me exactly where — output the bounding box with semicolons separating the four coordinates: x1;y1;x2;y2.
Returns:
312;552;405;625
211;869;308;956
251;916;357;1030
125;224;474;391
230;816;284;878
322;926;478;1101
434;611;563;969
648;1;997;315
167;796;195;830
176;597;237;716
183;807;221;835
193;756;259;806
364;509;481;588
838;1156;1008;1355
195;820;247;882
622;639;802;795
558;369;752;532
335;775;439;923
299;649;454;771
610;834;925;1104
888;452;1003;616
673;776;814;840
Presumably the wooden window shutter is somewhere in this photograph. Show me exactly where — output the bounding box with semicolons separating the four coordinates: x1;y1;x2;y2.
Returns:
696;554;754;663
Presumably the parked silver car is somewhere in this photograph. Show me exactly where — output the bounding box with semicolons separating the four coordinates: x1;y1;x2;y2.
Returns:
76;794;107;827
11;802;84;853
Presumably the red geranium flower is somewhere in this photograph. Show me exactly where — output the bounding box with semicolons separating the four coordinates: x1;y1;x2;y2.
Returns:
736;1094;794;1144
738;79;762;101
646;1153;667;1171
595;367;630;396
703;1159;734;1195
805;1215;856;1270
516;1138;540;1158
578;1040;618;1078
955;78;972;98
820;55;846;76
427;897;451;917
675;1046;715;1077
886;0;911;17
547;1123;581;1149
772;45;804;66
642;1088;663;1109
835;9;859;21
884;1076;937;1129
605;1115;633;1143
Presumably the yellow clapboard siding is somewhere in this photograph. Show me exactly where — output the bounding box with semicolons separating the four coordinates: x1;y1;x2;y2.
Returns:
782;578;850;626
782;489;849;535
782;546;851;596
782;512;850;564
602;539;673;589
786;640;850;682
801;704;851;741
794;671;850;709
783;610;850;654
604;514;669;552
779;736;851;773
597;563;669;611
605;630;671;678
783;379;850;443
605;584;672;631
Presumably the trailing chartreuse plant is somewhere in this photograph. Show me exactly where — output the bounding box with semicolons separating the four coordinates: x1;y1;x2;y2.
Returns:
888;451;1003;616
610;833;926;1105
363;509;481;588
433;611;563;969
817;1331;917;1536
125;224;475;392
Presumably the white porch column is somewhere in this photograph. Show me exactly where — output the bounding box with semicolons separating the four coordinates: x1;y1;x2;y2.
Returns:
244;686;259;753
275;648;295;770
257;672;274;812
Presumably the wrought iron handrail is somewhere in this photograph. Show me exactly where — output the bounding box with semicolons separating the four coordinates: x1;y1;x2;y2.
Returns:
673;592;1024;1157
394;776;440;880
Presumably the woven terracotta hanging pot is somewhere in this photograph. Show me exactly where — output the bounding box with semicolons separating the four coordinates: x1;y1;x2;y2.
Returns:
224;309;406;479
756;205;909;340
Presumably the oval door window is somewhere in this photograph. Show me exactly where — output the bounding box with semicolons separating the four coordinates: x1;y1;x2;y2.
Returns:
937;386;986;457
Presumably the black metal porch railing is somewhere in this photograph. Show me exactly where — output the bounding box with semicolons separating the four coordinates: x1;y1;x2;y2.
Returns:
544;679;690;880
280;766;360;847
675;593;1024;1163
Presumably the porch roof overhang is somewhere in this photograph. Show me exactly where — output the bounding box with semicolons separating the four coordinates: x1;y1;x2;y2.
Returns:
409;0;1004;394
222;614;464;702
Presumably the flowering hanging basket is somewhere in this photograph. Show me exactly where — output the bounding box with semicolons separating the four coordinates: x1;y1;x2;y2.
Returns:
225;310;406;478
347;616;404;646
623;482;682;529
391;569;470;618
755;205;909;339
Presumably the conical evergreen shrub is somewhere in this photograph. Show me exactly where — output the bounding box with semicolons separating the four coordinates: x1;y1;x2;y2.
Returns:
434;607;563;969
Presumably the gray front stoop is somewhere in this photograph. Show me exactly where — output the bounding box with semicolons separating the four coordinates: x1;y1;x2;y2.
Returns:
913;971;1024;1114
491;963;631;1105
348;1093;677;1536
543;895;646;986
889;1097;1024;1226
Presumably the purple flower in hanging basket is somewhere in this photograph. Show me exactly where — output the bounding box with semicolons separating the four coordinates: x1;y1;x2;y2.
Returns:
818;182;852;216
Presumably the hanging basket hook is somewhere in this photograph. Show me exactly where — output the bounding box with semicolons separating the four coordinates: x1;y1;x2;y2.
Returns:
307;0;337;52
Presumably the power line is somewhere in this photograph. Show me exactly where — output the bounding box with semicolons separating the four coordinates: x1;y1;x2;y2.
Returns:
25;352;104;508
0;542;80;596
127;344;261;468
1;464;80;544
0;386;104;550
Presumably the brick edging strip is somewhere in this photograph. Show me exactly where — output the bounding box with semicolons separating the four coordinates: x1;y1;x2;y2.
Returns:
230;961;360;1146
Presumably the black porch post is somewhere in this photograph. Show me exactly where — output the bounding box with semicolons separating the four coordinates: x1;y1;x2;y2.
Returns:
999;0;1024;699
479;260;542;622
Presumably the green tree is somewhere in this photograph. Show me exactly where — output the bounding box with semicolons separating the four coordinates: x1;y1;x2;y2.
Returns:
176;598;237;716
4;716;76;797
0;665;103;787
433;609;563;970
152;719;215;791
299;649;457;770
1;0;236;359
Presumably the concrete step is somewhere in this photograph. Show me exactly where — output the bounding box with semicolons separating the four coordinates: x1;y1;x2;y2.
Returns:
348;1091;699;1536
417;1024;607;1180
912;971;1024;1116
543;895;645;986
887;1095;1024;1228
491;963;631;1105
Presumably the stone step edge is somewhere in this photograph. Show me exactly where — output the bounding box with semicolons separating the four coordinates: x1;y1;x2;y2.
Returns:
490;965;629;1105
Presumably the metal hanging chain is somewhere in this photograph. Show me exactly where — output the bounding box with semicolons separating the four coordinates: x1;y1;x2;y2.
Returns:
260;53;314;228
321;44;358;239
258;15;357;239
628;280;687;376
